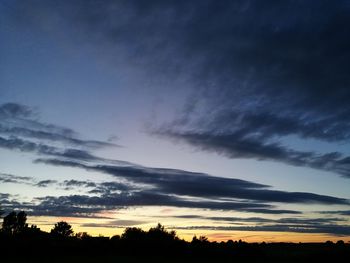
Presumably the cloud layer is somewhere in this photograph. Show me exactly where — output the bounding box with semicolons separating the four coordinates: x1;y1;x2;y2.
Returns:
3;1;350;178
2;0;350;237
1;103;349;222
0;103;118;150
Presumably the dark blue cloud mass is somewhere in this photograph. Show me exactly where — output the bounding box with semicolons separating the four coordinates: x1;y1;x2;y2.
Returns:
0;103;119;149
3;1;350;177
156;130;350;177
1;102;349;217
34;158;349;206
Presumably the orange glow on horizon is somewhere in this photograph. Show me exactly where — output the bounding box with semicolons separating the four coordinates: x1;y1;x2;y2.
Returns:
27;216;350;243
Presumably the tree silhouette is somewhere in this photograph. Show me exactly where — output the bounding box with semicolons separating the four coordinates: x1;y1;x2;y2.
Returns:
51;221;73;237
75;232;91;240
1;211;28;235
16;211;28;233
1;212;350;262
121;227;146;241
198;235;209;243
148;223;177;242
1;211;16;235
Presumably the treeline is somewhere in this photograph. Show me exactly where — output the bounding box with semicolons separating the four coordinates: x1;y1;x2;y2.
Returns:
0;211;349;262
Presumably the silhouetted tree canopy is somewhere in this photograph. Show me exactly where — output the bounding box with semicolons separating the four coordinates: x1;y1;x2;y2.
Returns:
75;232;91;240
51;221;73;237
1;211;28;235
121;227;146;241
148;223;178;242
0;212;349;262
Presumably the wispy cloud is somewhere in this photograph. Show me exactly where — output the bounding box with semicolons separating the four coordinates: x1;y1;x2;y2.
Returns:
172;215;347;226
81;219;147;228
174;224;350;236
36;158;350;206
35;180;58;187
4;1;350;177
0;103;119;150
320;210;350;216
0;172;33;185
171;214;350;236
156;130;350;177
2;0;350;237
1;102;349;235
1;102;349;218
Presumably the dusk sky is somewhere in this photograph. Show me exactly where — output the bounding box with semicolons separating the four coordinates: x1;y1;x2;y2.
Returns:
1;0;350;242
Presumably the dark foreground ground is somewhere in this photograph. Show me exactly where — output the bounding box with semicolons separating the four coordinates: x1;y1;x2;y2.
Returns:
1;236;350;263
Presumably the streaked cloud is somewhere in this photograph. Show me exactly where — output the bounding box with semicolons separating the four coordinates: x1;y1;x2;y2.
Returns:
0;103;118;150
156;130;350;177
174;224;350;236
81;219;147;228
2;0;350;240
35;158;350;206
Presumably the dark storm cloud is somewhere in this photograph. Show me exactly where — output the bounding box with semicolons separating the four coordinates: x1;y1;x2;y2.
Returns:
35;158;349;206
0;103;118;149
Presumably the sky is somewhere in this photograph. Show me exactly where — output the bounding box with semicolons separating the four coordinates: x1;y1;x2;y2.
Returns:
1;0;350;242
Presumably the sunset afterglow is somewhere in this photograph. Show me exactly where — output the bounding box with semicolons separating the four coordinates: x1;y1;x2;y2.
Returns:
1;0;350;243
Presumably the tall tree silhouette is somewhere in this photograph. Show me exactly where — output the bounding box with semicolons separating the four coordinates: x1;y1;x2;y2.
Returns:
148;223;177;242
121;227;146;241
1;211;28;235
16;211;28;233
50;221;73;237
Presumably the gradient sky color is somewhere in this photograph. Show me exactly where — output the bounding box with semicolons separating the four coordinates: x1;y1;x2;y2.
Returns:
1;0;350;242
